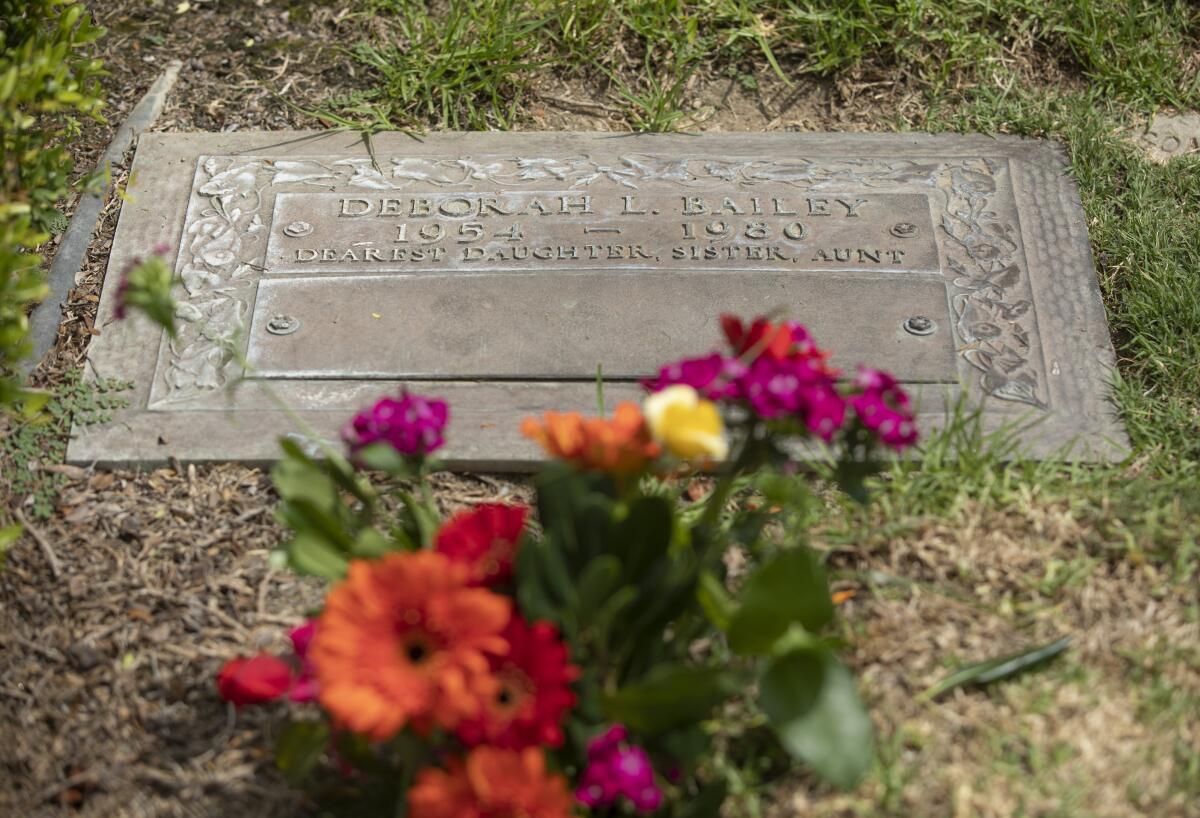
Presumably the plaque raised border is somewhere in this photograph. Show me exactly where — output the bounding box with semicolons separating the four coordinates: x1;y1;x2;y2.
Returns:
68;132;1128;467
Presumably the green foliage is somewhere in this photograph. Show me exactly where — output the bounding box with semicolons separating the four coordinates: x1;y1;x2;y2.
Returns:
117;251;179;338
0;372;129;518
272;438;445;579
604;665;740;736
510;459;873;795
758;645;874;790
276;721;332;784
727;548;833;655
0;0;105;406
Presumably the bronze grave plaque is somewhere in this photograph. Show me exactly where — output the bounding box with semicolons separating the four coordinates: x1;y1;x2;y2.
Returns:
70;132;1127;466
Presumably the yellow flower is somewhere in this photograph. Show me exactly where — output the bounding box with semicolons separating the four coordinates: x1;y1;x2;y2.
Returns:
643;385;729;462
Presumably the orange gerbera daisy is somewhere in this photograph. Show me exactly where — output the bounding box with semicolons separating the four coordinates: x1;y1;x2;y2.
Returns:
408;747;573;818
309;551;511;741
520;401;661;475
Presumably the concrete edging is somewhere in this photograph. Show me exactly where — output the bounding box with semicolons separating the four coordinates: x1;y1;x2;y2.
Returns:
23;60;183;374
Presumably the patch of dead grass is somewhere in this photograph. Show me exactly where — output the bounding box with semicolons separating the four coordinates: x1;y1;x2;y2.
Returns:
757;501;1200;818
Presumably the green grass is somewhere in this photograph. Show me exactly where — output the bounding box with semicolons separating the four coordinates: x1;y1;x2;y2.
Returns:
329;0;1199;131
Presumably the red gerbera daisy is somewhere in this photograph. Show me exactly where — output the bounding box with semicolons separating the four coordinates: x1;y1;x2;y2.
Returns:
455;615;580;750
435;503;529;586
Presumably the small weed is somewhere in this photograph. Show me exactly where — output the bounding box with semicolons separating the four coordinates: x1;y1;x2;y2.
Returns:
1;374;130;519
327;0;556;130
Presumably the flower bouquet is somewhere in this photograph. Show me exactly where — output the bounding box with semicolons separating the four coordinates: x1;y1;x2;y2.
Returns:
217;314;917;816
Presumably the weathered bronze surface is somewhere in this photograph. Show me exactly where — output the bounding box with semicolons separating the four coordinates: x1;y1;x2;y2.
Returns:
70;132;1127;466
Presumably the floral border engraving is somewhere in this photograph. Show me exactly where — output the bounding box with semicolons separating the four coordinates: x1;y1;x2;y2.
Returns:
161;154;1045;408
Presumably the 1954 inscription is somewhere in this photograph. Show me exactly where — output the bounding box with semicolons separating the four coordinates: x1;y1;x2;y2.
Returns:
264;190;939;274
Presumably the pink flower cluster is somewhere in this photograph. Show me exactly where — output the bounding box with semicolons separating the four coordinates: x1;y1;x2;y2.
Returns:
341;391;449;456
851;368;918;449
575;725;663;813
645;315;918;449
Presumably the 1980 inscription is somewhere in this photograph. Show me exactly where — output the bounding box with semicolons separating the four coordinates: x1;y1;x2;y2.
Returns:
264;190;939;273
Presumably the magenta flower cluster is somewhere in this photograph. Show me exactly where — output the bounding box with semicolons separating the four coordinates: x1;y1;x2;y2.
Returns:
575;725;663;813
644;316;918;449
850;367;918;449
341;391;449;456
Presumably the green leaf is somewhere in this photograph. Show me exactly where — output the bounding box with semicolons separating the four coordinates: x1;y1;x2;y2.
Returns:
576;555;622;624
533;464;588;549
588;585;638;650
605;665;738;736
677;779;728;818
0;524;21;550
284;495;358;552
275;720;330;783
534;465;615;563
615;495;674;581
833;459;875;505
396;490;440;548
515;554;559;623
654;724;711;766
15;388;51;417
696;571;735;631
727;548;833;655
0;523;20;566
759;647;873;790
530;535;578;608
350;527;393;558
918;636;1072;701
272;450;338;512
356;441;417;476
288;532;350;579
757;472;814;512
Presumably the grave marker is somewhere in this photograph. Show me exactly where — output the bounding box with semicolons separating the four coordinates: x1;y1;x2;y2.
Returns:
1132;113;1200;163
69;132;1127;466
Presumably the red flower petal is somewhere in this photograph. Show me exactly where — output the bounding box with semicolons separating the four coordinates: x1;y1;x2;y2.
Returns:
435;503;529;586
455;615;579;750
721;314;792;361
217;654;293;707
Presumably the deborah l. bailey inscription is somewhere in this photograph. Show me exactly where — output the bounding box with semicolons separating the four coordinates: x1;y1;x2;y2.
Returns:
270;190;936;272
70;132;1126;466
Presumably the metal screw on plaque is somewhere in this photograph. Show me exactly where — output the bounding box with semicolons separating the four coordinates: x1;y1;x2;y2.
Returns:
283;220;313;237
891;222;918;238
903;315;935;336
266;314;300;336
